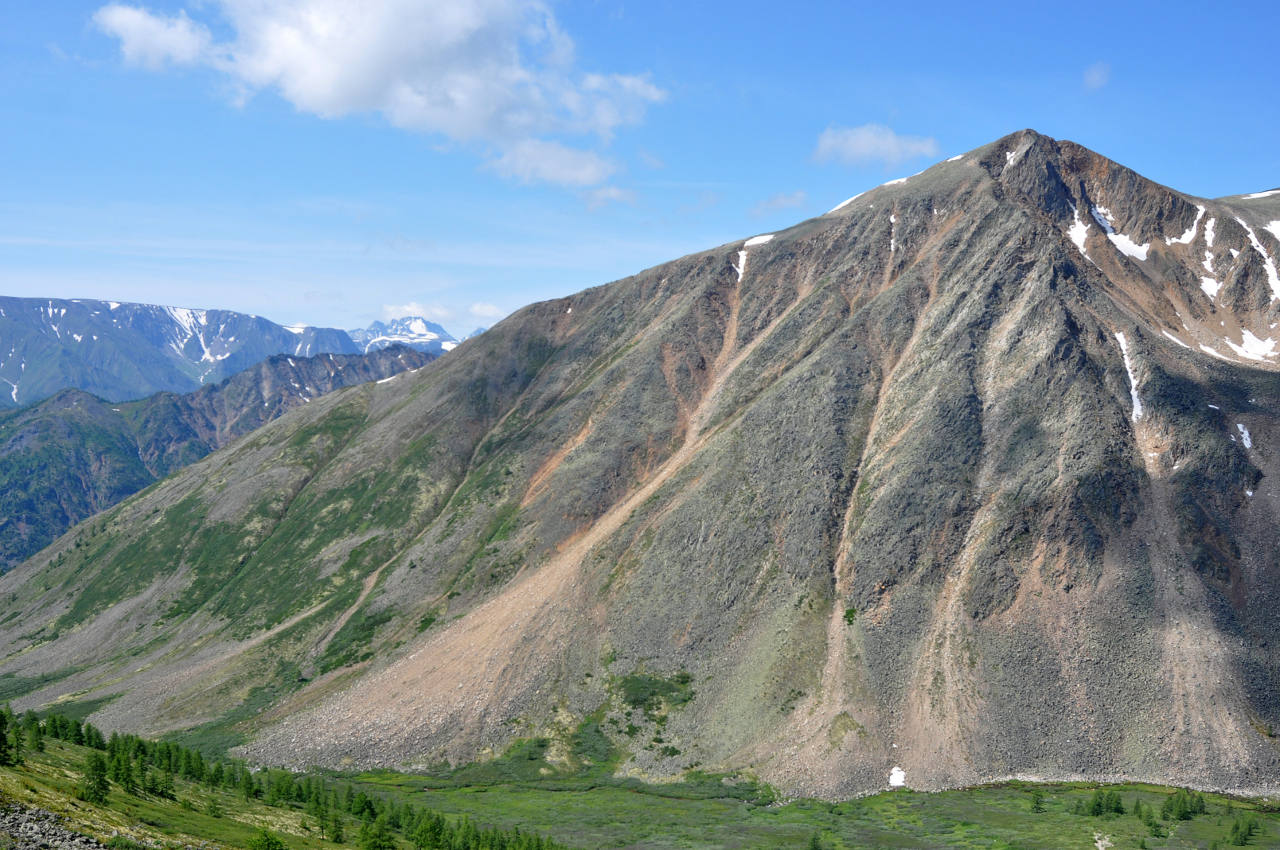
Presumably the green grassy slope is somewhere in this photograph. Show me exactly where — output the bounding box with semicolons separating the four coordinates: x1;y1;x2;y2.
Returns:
4;730;1277;850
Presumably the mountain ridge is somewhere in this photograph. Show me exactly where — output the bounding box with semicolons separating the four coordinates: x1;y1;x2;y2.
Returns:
0;298;466;408
2;130;1279;799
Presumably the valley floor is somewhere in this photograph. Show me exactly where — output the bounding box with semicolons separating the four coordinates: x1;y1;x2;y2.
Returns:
2;735;1279;849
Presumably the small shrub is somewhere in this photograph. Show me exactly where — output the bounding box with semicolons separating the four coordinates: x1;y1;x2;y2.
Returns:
246;828;287;850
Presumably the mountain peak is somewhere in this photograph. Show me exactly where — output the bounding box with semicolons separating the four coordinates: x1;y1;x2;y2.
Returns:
5;134;1280;800
348;316;459;354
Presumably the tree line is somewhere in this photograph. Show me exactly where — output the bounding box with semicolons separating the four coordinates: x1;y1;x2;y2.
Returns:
0;705;567;850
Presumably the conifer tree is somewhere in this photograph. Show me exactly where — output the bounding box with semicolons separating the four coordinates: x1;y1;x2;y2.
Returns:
0;711;12;766
79;752;110;803
329;809;345;845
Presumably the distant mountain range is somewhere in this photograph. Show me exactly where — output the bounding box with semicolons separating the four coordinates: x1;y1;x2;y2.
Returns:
0;297;467;409
0;344;435;570
347;317;459;355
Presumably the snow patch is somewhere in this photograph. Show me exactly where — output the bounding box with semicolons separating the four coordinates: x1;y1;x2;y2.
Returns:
1243;189;1280;199
1208;404;1220;410
1;378;16;403
1068;205;1092;259
164;305;207;338
889;214;897;253
889;767;906;787
1165;204;1205;245
283;324;306;335
1236;217;1280;299
1090;206;1115;232
1238;423;1253;448
565;307;572;314
441;341;457;352
1204;217;1216;247
1266;220;1280;242
1115;332;1144;421
1199;344;1235;362
827;192;863;214
946;154;963;162
1224;329;1277;361
376;375;398;384
731;250;747;282
1090;205;1148;259
744;233;775;247
883;177;908;186
1161;330;1191;349
1109;231;1150;260
1201;277;1221;300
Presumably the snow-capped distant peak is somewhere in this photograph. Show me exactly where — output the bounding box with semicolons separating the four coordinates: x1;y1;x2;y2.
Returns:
348;316;459;356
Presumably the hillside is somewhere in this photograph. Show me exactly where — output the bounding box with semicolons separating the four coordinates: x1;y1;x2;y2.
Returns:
0;345;433;569
2;130;1279;799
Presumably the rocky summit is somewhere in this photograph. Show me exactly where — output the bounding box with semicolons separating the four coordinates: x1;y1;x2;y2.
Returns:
2;130;1279;799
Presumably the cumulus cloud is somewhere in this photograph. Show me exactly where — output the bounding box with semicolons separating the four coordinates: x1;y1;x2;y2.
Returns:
93;4;212;69
469;302;503;318
1083;61;1110;90
814;124;939;167
750;190;807;217
93;0;665;186
382;301;452;321
487;139;615;186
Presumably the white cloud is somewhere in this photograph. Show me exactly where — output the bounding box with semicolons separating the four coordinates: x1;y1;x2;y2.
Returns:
382;301;452;321
750;190;807;217
93;0;664;186
93;4;212;69
469;302;503;318
583;185;635;209
813;124;939;167
487;139;615;186
1083;61;1110;90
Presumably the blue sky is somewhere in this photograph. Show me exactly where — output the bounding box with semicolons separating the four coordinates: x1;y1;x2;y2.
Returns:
2;1;1277;335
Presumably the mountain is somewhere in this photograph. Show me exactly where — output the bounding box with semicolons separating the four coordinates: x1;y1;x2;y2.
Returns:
3;130;1280;799
0;297;362;408
0;344;434;571
348;317;459;355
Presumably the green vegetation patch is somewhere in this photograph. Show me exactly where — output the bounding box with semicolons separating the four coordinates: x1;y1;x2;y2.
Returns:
318;608;395;674
618;671;694;713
